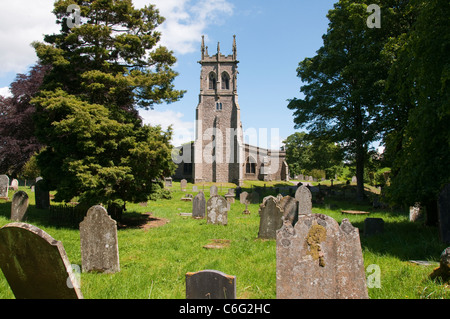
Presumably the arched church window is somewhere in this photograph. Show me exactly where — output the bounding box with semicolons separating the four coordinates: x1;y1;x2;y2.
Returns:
209;72;217;90
245;156;256;174
221;72;230;90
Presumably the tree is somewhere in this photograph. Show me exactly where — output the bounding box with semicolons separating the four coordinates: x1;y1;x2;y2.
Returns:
0;63;49;176
31;0;184;206
384;0;450;225
283;132;343;179
288;0;390;200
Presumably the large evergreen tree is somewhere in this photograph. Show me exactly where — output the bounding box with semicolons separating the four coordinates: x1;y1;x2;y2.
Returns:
31;0;185;206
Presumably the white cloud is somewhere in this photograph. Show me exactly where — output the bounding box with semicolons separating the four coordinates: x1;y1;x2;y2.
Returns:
139;109;195;146
0;87;12;98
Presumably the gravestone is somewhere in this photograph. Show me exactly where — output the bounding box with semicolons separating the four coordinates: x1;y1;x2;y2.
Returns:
364;218;384;236
185;270;236;299
210;185;218;197
164;177;172;188
248;192;260;204
207;195;228;225
225;193;235;204
0;174;9;198
192;192;206;219
79;205;120;273
240;191;249;204
409;202;423;222
35;179;50;209
279;195;298;226
258;196;284;239
352;176;357;183
235;186;241;199
277;214;368;299
180;179;187;191
295;185;312;215
11;191;29;222
10;179;19;191
192;185;198;192
438;184;450;243
298;174;304;181
0;222;83;299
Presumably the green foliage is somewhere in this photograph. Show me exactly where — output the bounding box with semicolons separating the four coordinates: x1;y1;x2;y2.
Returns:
30;0;184;205
19;153;41;181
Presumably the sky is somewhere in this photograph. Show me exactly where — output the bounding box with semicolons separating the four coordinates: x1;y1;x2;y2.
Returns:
0;0;338;148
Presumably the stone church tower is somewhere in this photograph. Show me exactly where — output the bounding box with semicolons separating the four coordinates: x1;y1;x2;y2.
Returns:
193;35;244;185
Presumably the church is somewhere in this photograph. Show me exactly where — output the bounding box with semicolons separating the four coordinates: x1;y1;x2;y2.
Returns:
173;36;289;186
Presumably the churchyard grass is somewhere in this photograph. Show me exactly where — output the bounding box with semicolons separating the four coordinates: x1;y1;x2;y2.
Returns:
0;182;448;299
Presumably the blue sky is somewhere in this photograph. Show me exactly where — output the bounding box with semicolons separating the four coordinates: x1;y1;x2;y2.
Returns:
0;0;337;147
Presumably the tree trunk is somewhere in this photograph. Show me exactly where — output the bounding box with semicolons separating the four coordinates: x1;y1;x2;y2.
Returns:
355;145;366;201
424;199;439;227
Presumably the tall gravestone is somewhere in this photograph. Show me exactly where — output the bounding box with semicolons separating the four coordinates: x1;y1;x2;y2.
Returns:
295;185;312;215
0;175;9;198
11;191;29;222
210;185;218;197
185;270;236;299
79;205;120;273
0;222;83;299
277;214;368;299
180;179;187;191
438;184;450;244
35;179;50;209
279;195;298;226
192;192;206;219
258;196;284;239
207;195;228;225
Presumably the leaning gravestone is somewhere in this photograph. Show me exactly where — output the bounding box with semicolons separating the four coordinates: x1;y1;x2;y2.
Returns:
0;222;83;299
192;192;206;219
240;191;249;204
35;179;50;209
207;195;228;225
295;185;312;215
11;191;29;222
79;205;120;273
185;270;236;299
277;214;368;299
258;196;284;239
0;175;9;198
10;179;19;191
210;185;218;197
180;179;187;191
438;184;450;244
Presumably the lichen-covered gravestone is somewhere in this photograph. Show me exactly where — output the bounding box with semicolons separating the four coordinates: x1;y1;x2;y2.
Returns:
295;185;312;215
258;196;284;239
11;191;29;222
185;270;236;299
79;205;120;273
0;174;9;198
207;195;228;225
0;223;83;299
192;192;206;219
276;214;368;299
210;185;218;197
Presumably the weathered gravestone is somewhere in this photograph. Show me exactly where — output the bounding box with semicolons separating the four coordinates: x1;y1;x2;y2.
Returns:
295;185;312;215
248;192;260;204
192;185;198;192
277;214;368;299
180;179;187;191
192;192;206;219
79;205;120;273
438;184;450;243
409;202;423;222
352;176;357;183
11;191;29;222
210;185;218;197
0;222;83;299
240;191;249;204
279;195;298;226
35;179;50;209
207;195;228;225
0;174;9;198
185;270;236;299
364;218;384;236
10;179;19;191
164;177;172;188
258;196;284;239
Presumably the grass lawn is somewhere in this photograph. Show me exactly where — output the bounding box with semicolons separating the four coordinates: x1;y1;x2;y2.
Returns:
0;181;448;299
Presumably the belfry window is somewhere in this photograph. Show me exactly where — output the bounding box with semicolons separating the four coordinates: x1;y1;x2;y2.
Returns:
221;72;230;90
216;102;222;111
209;72;217;90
